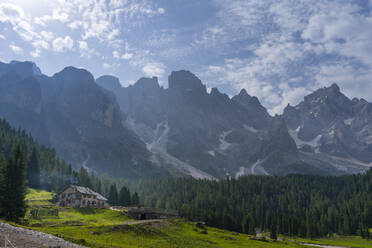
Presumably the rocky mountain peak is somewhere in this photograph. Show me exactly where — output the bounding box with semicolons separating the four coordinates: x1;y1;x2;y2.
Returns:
210;87;230;102
10;60;42;76
231;88;270;126
210;87;221;96
0;61;42;79
304;83;347;105
329;83;340;91
238;88;249;97
168;70;206;93
54;66;95;86
233;89;262;108
96;75;122;91
134;77;161;91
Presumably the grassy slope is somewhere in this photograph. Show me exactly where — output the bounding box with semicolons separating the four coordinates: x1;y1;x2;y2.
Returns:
8;188;370;248
293;236;372;248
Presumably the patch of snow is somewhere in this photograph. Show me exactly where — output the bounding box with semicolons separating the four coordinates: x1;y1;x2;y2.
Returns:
251;160;261;175
243;124;258;133
256;165;270;175
219;130;233;151
235;167;246;178
329;129;335;137
344;118;353;125
207;150;216;156
300;152;372;175
289;128;322;148
146;120;216;180
81;153;91;172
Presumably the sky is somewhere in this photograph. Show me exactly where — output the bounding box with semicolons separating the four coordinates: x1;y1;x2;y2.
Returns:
1;0;372;114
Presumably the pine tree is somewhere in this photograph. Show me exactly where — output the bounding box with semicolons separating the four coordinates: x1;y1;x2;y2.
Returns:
131;192;140;205
0;152;6;214
78;167;91;188
27;148;41;188
270;223;277;240
2;145;27;221
118;186;131;206
96;180;102;194
108;183;118;205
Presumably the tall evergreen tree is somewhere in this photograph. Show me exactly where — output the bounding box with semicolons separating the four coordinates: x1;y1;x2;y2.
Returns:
78;167;92;188
270;224;277;240
108;183;118;205
131;192;140;205
0;152;6;214
27;148;41;188
2;145;27;221
118;186;131;206
96;179;102;194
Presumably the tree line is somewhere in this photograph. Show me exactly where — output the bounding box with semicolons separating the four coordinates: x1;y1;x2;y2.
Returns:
132;172;372;239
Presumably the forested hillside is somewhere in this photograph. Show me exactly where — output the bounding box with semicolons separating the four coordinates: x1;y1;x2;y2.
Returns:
0;118;75;192
0;117;138;213
134;172;372;239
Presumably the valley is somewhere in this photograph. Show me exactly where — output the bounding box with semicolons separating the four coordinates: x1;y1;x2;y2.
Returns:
3;188;371;248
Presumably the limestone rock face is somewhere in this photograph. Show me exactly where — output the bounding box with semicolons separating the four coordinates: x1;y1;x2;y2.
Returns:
98;70;305;178
283;83;372;174
2;60;371;179
0;61;168;179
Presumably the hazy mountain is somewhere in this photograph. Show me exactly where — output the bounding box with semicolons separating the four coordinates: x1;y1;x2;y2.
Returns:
97;71;326;178
0;61;168;178
0;61;49;145
283;83;372;174
1;60;371;179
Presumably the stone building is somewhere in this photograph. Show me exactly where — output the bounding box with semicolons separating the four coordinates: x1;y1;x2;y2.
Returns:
57;185;108;208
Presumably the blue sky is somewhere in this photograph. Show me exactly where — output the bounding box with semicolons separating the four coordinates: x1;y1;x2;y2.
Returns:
1;0;372;114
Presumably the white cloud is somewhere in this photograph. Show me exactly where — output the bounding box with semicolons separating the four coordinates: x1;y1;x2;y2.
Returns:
52;36;74;52
9;44;23;54
32;40;49;50
122;52;133;60
199;0;372;113
0;34;5;40
77;40;98;58
34;9;69;26
0;3;24;23
78;41;88;50
142;62;165;77
0;0;164;66
30;49;41;58
112;50;120;58
40;31;55;41
0;3;41;43
68;20;83;29
302;3;372;66
51;9;69;23
103;63;111;69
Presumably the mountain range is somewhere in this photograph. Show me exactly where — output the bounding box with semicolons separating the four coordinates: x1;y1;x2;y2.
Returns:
1;60;371;179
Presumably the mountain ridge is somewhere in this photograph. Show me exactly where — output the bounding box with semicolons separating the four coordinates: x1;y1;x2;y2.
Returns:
1;60;371;178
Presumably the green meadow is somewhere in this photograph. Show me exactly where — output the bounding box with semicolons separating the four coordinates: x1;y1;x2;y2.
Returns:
3;188;371;248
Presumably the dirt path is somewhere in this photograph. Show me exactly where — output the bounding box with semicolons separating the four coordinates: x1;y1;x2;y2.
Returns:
0;222;86;248
302;243;349;248
121;219;164;225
